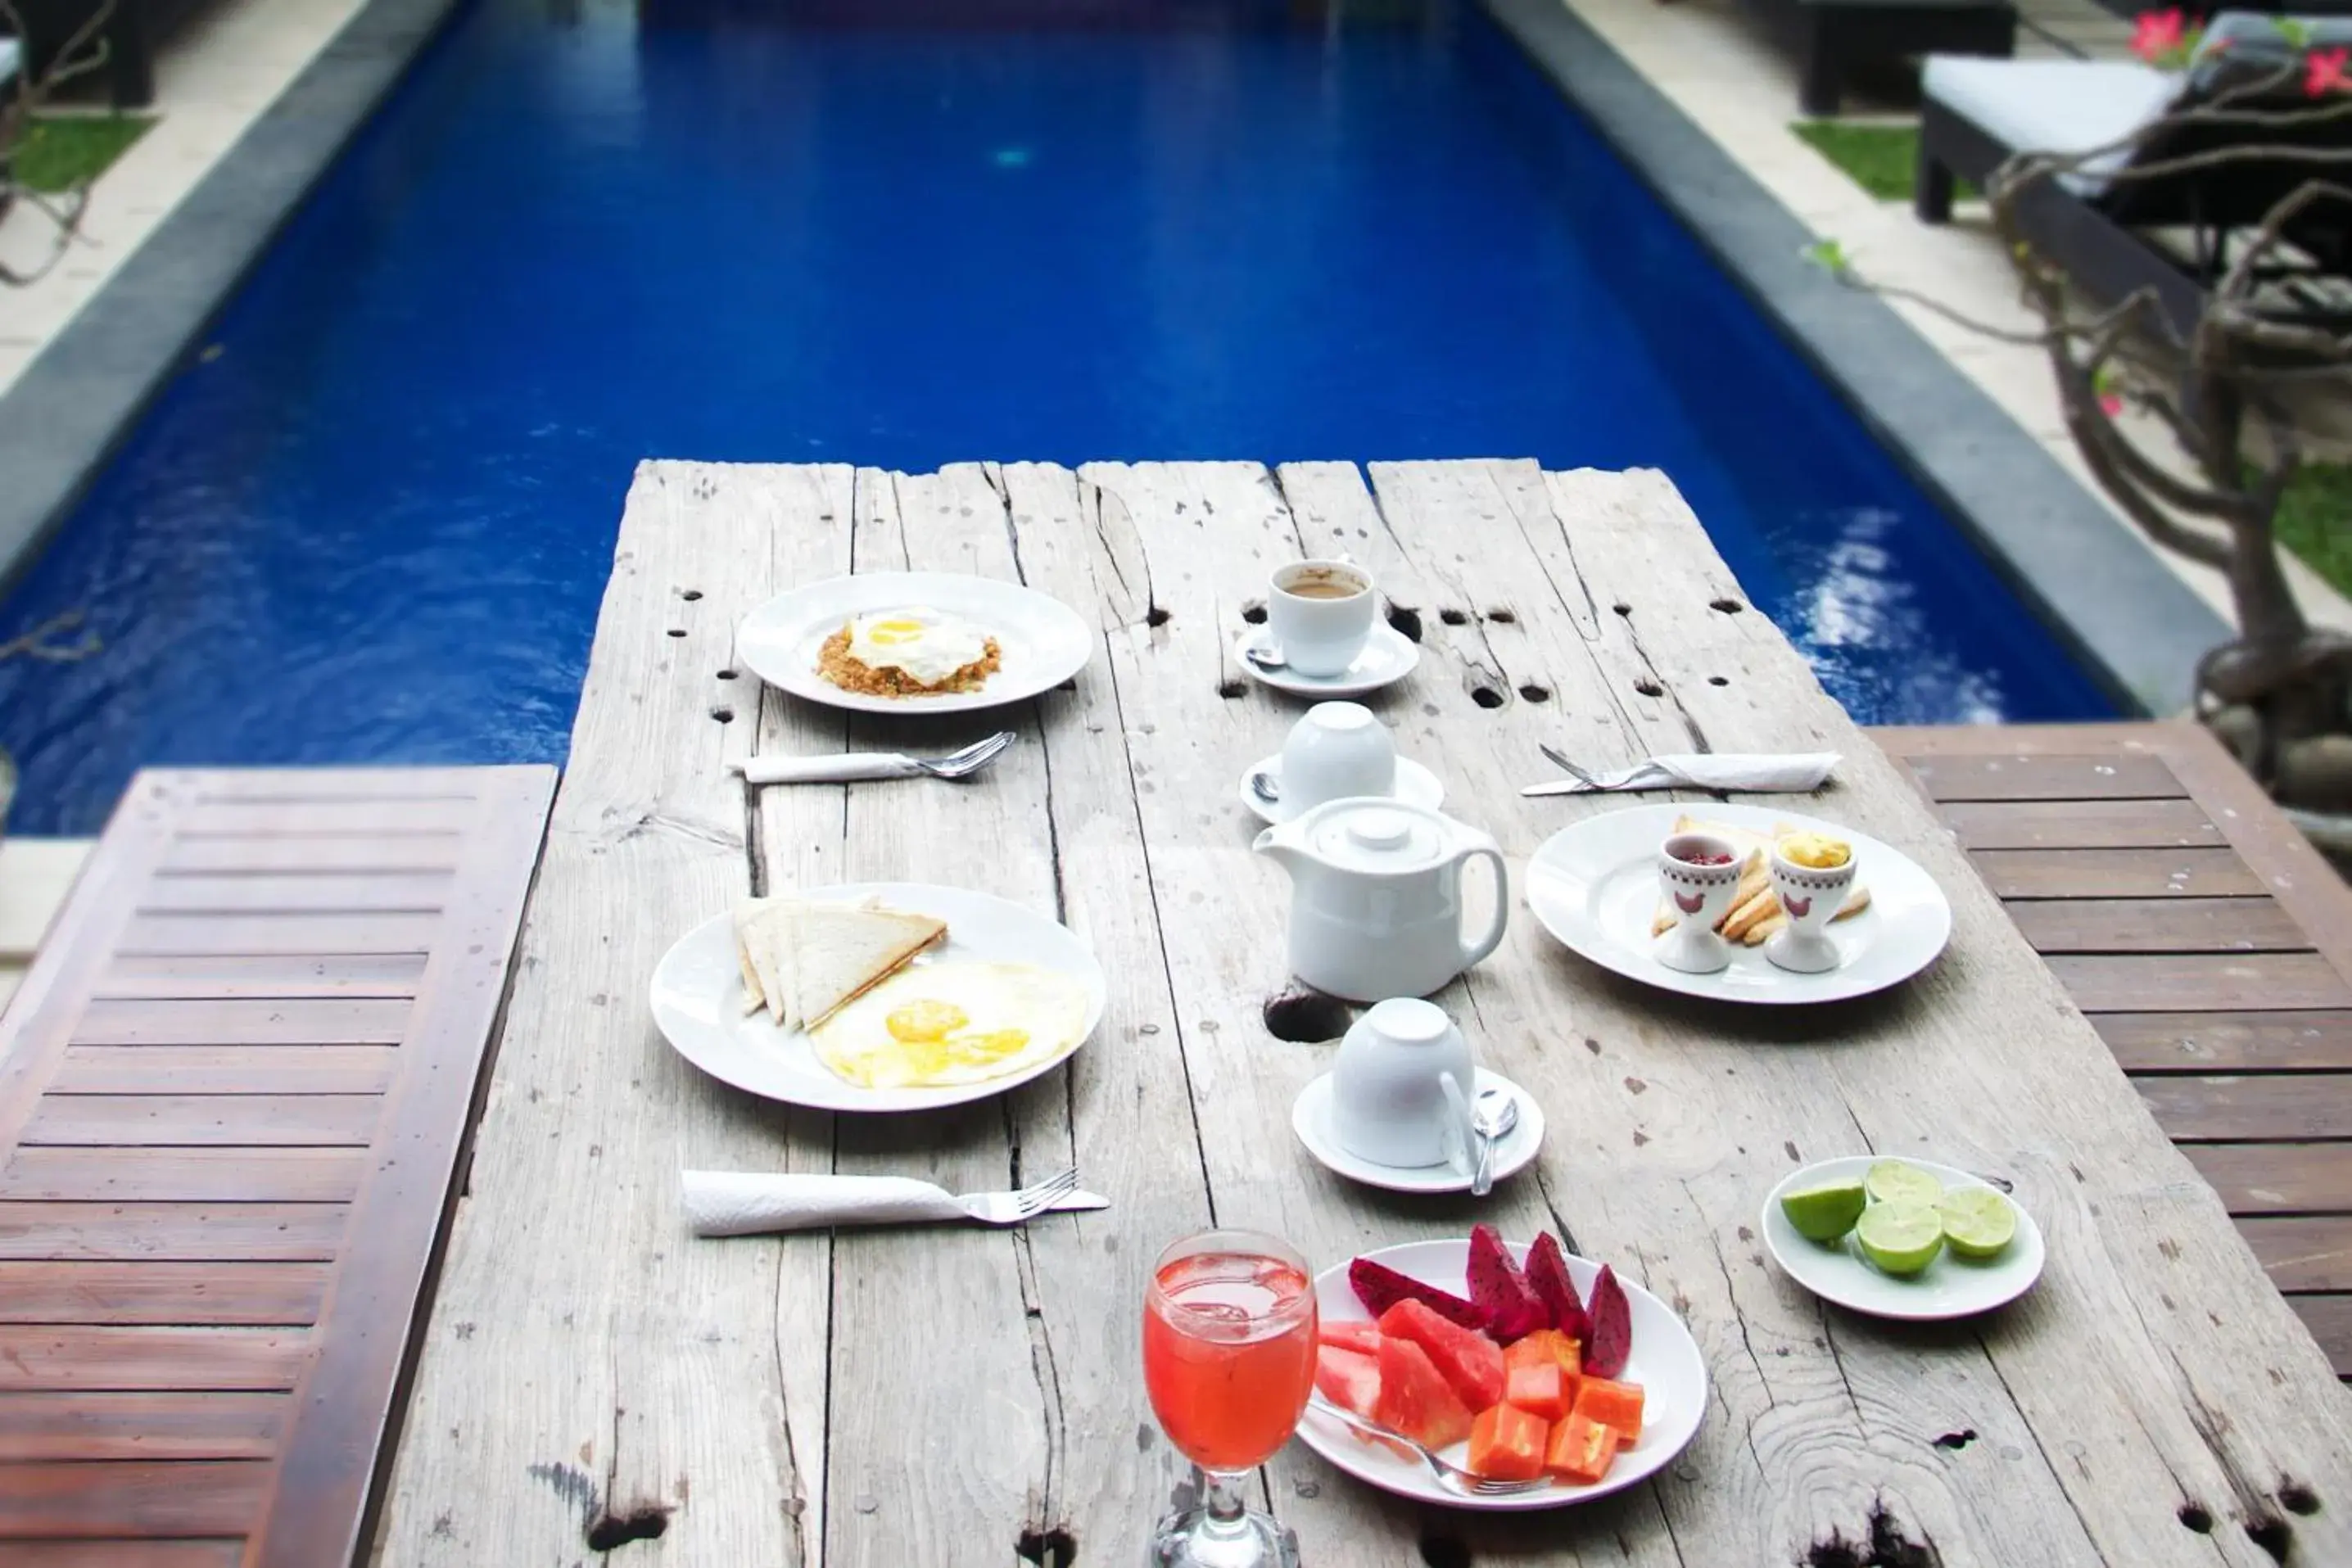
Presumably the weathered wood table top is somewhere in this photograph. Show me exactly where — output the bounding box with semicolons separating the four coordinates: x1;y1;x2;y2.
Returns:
376;459;2352;1567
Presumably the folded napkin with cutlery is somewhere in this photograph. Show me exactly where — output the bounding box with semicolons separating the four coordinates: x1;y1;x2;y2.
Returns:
682;1171;1106;1236
1522;752;1840;798
733;754;929;784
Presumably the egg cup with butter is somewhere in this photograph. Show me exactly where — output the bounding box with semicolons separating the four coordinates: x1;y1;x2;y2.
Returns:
819;608;1002;698
1766;832;1857;974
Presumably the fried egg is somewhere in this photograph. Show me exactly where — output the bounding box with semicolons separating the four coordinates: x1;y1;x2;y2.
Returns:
844;607;995;687
808;960;1088;1089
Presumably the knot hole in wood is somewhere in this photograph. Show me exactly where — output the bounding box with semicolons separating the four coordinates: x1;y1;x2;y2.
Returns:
1471;687;1505;710
2246;1516;2291;1561
1418;1533;1471;1568
1264;990;1355;1043
1439;609;1469;627
1145;605;1170;628
1016;1525;1079;1566
2177;1503;2214;1534
2280;1481;2320;1516
585;1504;671;1550
1241;602;1267;625
1518;685;1550;703
1386;604;1424;643
1486;609;1515;624
1633;680;1664;699
681;589;703;601
1710;598;1744;614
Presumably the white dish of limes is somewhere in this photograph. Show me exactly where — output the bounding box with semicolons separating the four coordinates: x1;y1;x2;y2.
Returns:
1762;1156;2044;1321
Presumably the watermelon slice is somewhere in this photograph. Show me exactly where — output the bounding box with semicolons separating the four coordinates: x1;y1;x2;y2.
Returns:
1465;1225;1549;1341
1318;1320;1382;1357
1314;1344;1381;1421
1584;1265;1633;1379
1377;1298;1504;1411
1373;1335;1475;1451
1349;1257;1486;1331
1525;1232;1593;1345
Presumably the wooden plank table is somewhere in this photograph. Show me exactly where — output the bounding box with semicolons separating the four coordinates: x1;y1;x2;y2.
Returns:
377;460;2352;1567
1876;721;2352;1383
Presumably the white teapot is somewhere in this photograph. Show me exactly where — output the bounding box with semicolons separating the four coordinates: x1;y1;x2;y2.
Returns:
1253;798;1508;1002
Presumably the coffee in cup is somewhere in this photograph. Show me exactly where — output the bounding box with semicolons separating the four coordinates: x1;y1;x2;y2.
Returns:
1268;560;1377;678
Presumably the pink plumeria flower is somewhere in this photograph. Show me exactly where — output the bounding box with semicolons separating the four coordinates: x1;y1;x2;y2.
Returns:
2308;46;2350;97
2099;391;2124;418
2131;8;2184;61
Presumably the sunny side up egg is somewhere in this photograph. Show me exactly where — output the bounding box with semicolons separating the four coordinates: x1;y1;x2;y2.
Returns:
844;607;994;687
809;960;1089;1089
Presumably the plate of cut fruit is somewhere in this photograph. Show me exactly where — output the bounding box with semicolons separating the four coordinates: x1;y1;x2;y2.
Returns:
1525;804;1952;1005
1300;1226;1707;1510
649;882;1106;1114
738;571;1094;715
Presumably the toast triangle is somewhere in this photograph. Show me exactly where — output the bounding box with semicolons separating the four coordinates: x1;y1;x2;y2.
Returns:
791;903;948;1031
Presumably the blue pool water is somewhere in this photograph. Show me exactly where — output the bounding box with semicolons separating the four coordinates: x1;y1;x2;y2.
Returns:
0;0;2114;834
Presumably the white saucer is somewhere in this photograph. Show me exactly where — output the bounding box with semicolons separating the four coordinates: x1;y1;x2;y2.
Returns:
1291;1068;1543;1194
1233;623;1420;699
1762;1155;2045;1321
1237;754;1445;826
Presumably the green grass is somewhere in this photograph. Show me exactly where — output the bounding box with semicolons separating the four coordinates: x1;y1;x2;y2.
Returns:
2277;463;2352;600
1791;121;1970;203
12;115;155;193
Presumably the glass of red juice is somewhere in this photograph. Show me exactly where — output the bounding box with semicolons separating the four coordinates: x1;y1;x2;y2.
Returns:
1142;1229;1318;1567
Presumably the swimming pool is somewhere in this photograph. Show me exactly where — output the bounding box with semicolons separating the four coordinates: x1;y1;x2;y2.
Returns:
0;0;2114;834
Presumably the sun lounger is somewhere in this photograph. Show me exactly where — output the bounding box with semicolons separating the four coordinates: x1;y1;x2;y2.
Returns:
1916;12;2352;334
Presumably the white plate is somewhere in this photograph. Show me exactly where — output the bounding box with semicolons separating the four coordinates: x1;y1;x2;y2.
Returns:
1238;753;1446;827
1762;1156;2045;1321
647;883;1106;1113
1291;1068;1542;1194
1299;1238;1707;1511
1233;624;1420;699
1524;803;1952;1005
738;572;1093;715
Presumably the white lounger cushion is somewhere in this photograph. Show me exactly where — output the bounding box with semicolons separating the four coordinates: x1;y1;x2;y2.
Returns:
1921;56;2179;196
0;38;20;93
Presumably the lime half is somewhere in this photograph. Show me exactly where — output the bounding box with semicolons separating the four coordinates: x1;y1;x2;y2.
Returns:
1857;1200;1946;1276
1865;1159;1945;1209
1780;1178;1868;1243
1938;1188;2018;1260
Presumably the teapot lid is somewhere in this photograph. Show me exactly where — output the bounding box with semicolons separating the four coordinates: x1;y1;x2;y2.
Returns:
1300;798;1454;875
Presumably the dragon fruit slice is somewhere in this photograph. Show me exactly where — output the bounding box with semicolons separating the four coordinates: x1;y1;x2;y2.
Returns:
1584;1263;1634;1379
1348;1257;1486;1331
1465;1225;1549;1342
1524;1231;1593;1345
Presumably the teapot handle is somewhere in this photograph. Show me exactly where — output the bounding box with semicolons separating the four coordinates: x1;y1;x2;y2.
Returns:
1457;846;1509;969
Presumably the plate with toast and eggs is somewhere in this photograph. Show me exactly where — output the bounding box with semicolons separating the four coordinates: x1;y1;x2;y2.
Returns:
649;883;1106;1112
1523;805;1951;1005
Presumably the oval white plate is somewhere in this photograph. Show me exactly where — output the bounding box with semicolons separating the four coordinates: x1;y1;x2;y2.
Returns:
739;572;1093;715
1238;753;1446;827
1291;1068;1542;1195
1524;803;1952;1005
1297;1237;1707;1511
648;882;1106;1114
1233;623;1420;699
1762;1156;2045;1321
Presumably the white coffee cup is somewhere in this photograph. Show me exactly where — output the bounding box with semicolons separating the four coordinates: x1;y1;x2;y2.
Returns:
1329;997;1476;1172
1281;703;1396;811
1268;560;1377;678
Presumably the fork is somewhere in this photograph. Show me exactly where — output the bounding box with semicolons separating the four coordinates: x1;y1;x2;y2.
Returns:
1305;1398;1554;1498
735;730;1015;785
956;1167;1082;1226
1539;744;1600;788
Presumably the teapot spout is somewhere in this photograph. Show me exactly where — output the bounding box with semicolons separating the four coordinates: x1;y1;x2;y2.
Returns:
1253;821;1307;876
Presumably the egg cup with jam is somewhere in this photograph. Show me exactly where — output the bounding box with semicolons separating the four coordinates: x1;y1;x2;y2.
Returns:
1766;832;1857;974
1656;832;1744;974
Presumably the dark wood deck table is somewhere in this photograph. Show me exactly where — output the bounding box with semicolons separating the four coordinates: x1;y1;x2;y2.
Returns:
367;460;2352;1567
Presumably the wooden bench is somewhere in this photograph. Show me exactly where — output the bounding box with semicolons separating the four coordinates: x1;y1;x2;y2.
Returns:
1876;721;2352;1379
0;766;553;1563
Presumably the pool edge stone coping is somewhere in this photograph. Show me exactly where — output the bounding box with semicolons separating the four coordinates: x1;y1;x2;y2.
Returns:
1485;0;2228;716
0;0;468;603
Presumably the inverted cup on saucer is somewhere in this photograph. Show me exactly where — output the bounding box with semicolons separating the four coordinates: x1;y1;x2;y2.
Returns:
1291;1067;1543;1195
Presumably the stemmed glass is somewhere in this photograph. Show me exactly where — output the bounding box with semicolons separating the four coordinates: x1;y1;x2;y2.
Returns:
1141;1229;1318;1568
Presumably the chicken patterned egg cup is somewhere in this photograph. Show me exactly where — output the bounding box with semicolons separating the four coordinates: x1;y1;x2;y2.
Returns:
1655;833;1743;975
1766;840;1857;974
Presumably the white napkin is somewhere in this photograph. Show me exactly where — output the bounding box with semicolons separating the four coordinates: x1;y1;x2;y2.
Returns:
681;1172;1106;1236
683;1173;964;1235
1521;752;1840;798
732;753;926;785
